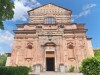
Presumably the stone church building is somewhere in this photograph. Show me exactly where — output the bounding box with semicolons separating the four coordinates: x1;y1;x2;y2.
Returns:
6;3;94;72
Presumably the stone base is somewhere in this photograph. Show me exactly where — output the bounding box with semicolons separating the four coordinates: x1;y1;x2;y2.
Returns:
34;64;41;73
59;64;65;73
29;72;83;75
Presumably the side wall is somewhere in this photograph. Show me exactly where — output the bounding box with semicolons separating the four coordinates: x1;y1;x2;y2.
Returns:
86;39;94;57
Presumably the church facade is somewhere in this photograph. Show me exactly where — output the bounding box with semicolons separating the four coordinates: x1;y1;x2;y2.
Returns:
6;3;94;72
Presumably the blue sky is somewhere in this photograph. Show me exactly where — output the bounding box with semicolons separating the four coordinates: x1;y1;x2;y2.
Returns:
0;0;100;53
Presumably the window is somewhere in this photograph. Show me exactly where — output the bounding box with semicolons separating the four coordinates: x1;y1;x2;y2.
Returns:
44;17;55;24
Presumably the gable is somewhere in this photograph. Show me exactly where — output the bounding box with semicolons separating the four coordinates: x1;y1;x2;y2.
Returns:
28;3;72;15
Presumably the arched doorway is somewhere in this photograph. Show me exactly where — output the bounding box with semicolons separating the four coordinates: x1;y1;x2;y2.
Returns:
44;42;56;71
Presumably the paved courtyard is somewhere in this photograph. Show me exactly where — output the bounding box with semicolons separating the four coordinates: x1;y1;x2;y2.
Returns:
29;72;83;75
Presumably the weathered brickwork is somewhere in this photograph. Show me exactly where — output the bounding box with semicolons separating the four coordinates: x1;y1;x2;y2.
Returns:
6;3;94;72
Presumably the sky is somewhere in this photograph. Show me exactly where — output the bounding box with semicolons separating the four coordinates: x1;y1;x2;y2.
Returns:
0;0;100;54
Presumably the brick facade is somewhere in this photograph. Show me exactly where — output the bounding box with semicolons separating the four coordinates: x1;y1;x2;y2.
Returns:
6;3;94;72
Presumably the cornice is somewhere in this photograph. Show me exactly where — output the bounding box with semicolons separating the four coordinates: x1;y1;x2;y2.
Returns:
13;30;36;34
64;29;88;33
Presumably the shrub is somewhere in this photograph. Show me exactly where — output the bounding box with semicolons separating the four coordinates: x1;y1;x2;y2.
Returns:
80;57;100;75
94;49;100;56
28;66;32;72
94;49;100;60
69;65;75;72
0;66;30;75
0;54;7;66
79;66;82;73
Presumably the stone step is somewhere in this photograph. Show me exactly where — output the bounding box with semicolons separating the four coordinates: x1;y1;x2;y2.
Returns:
29;72;83;75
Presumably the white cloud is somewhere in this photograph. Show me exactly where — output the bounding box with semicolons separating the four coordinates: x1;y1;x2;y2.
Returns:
71;15;77;22
0;30;14;44
18;0;41;8
71;3;96;22
76;10;90;19
0;30;14;53
12;0;41;21
83;4;96;10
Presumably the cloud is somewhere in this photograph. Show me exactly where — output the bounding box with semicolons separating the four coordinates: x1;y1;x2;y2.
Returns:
71;3;96;22
18;0;41;8
12;0;41;21
0;29;14;53
76;10;90;19
83;4;96;10
71;15;77;22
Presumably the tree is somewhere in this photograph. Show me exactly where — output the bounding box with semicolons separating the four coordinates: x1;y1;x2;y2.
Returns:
0;54;7;66
0;0;14;29
94;49;100;56
80;49;100;75
94;49;100;60
80;57;100;75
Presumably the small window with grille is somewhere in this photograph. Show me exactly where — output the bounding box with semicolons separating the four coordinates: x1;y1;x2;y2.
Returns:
44;17;55;24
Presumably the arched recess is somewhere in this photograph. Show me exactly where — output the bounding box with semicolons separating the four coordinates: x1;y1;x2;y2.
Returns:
26;42;33;58
67;42;75;59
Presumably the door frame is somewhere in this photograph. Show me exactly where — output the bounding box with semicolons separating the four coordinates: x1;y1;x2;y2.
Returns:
45;50;56;71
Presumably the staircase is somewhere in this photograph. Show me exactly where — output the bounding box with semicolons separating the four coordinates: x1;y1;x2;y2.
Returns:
29;72;83;75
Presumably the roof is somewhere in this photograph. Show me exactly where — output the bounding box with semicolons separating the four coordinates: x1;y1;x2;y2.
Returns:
28;3;72;13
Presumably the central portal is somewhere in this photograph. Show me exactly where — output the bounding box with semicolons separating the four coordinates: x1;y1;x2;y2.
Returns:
46;51;55;71
45;42;56;71
46;58;55;71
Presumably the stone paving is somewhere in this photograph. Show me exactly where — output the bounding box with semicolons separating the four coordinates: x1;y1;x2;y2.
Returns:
29;72;83;75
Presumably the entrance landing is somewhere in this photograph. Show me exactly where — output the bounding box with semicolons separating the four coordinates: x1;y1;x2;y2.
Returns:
29;72;83;75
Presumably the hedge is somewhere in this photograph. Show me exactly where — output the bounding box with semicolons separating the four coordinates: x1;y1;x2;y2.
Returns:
0;66;30;75
80;57;100;75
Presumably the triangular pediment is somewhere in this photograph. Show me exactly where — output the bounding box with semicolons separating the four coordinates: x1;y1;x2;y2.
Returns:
28;3;71;13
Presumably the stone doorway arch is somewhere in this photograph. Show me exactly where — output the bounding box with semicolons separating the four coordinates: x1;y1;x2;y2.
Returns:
43;42;56;71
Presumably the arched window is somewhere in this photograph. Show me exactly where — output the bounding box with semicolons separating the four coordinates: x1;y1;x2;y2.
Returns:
44;17;55;24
